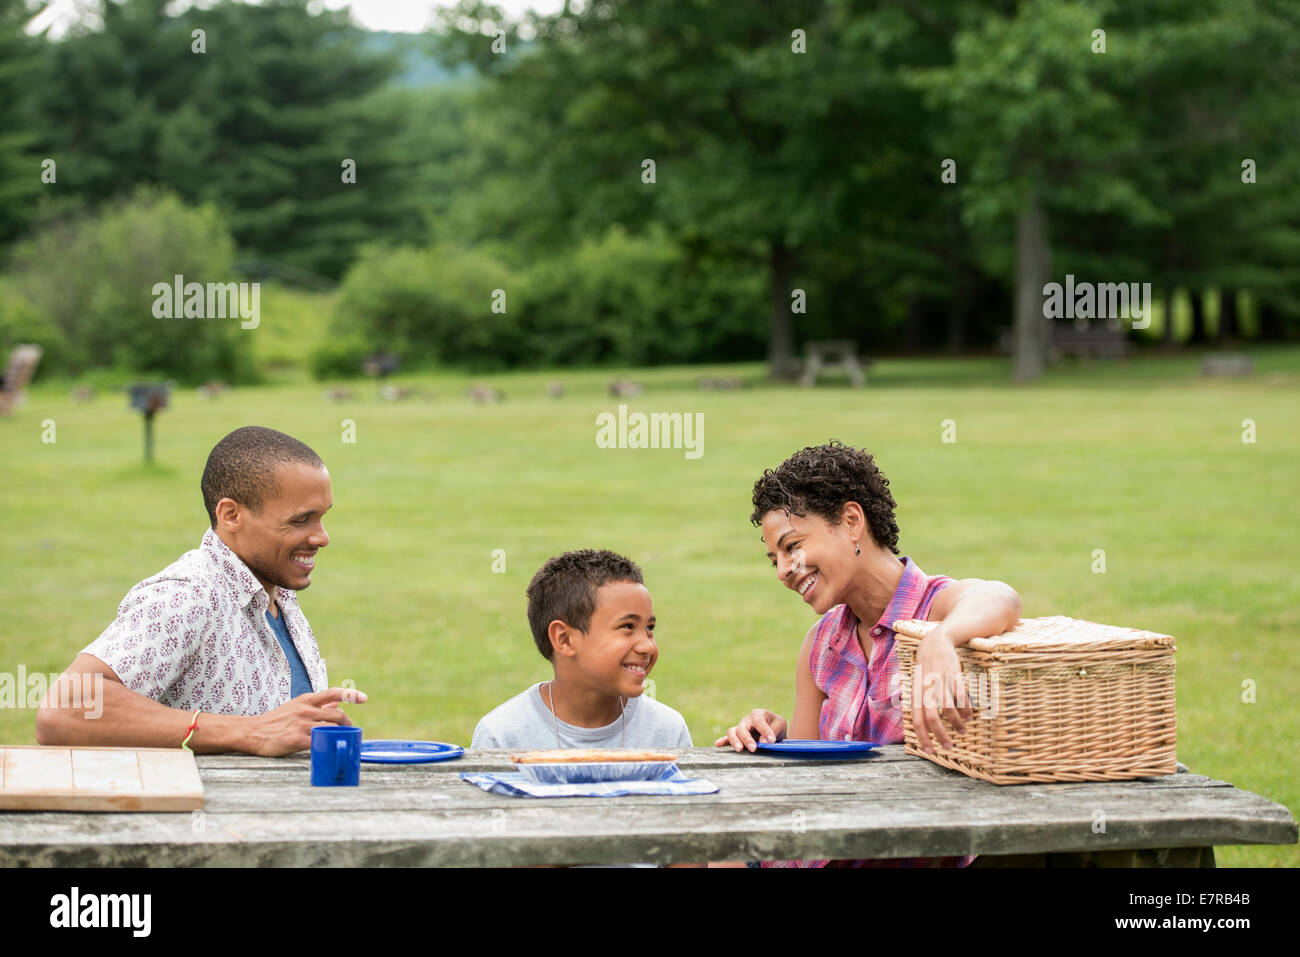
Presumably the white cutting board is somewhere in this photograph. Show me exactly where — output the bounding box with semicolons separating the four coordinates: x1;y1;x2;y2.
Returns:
0;746;204;811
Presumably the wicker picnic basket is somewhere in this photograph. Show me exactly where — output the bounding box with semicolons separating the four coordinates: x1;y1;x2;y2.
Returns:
892;616;1176;785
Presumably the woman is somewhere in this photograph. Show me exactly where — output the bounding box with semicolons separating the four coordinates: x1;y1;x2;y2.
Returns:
716;440;1022;868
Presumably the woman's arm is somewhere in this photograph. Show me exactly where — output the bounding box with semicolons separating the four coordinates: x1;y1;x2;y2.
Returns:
924;578;1022;643
715;623;826;750
912;578;1021;754
790;624;826;740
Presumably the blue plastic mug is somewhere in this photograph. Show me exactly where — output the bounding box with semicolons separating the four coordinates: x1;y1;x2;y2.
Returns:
310;726;362;786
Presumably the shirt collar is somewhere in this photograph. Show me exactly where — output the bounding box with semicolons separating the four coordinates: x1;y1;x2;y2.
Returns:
201;527;298;612
833;555;924;651
874;555;924;633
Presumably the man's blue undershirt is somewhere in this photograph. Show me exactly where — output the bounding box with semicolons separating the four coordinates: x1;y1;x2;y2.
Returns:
265;605;312;698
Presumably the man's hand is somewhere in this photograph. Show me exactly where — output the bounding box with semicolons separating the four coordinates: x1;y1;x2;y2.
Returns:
249;687;367;757
911;628;971;754
714;709;788;752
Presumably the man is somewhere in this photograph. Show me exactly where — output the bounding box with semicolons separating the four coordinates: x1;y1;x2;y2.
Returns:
36;426;366;755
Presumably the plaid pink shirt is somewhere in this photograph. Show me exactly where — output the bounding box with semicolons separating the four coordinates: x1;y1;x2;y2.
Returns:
764;556;976;868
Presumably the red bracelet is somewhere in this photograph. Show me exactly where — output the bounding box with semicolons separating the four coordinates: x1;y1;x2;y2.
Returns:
181;710;201;751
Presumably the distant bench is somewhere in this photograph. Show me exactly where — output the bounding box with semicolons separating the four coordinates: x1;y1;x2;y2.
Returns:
997;325;1133;360
1051;323;1133;360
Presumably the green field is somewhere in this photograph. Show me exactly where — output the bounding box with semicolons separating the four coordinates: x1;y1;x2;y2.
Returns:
2;348;1298;865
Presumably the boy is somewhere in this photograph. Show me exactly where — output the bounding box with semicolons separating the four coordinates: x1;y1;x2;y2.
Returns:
472;549;691;751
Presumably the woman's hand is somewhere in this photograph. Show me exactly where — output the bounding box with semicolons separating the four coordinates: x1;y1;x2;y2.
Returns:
912;628;972;754
714;709;788;752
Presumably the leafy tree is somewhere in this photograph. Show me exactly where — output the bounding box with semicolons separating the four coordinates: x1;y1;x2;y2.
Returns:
1123;0;1300;339
0;0;51;250
433;0;929;378
35;0;430;277
915;0;1300;374
912;0;1168;379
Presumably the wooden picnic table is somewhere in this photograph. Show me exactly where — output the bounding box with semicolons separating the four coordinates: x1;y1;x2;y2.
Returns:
0;746;1294;867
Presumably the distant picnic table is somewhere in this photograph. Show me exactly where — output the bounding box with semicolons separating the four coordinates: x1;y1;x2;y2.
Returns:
800;340;868;387
1;746;1293;866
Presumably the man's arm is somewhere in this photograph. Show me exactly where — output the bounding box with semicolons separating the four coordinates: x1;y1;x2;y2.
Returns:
35;653;364;756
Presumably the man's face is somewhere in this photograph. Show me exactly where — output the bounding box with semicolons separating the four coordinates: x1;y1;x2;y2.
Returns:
569;581;658;698
223;463;332;594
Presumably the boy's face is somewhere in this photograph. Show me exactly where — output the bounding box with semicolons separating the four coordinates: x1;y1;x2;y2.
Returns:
568;580;657;697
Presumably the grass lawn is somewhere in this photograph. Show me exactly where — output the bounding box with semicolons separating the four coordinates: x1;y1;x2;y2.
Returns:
2;347;1297;865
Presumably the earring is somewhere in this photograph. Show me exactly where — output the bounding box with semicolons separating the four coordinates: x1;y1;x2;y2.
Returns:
855;546;861;555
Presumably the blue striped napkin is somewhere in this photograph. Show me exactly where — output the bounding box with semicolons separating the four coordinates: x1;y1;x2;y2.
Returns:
460;766;719;798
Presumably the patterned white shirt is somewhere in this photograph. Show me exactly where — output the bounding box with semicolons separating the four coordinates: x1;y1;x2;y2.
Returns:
83;528;328;714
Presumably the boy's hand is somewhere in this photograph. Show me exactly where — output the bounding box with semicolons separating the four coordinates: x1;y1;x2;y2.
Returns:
715;710;787;752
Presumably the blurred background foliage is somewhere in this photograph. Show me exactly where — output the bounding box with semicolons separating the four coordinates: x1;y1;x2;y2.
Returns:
1;0;1298;383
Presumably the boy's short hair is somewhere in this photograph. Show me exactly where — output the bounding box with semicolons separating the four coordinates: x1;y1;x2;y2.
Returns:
526;550;645;660
750;439;900;554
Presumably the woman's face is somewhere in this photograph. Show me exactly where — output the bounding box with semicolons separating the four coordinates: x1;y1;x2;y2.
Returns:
760;507;860;615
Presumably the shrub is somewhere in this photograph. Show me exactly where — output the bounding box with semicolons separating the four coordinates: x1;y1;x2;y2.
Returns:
0;279;67;381
324;243;521;373
327;227;767;372
9;188;255;382
309;333;374;380
520;226;767;366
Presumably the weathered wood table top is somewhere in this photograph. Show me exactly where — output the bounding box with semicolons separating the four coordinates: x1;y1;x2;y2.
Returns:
0;746;1294;866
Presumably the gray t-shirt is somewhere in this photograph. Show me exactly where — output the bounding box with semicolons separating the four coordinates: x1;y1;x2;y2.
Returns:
471;682;693;751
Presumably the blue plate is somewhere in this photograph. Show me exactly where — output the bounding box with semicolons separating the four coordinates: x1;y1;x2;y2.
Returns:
360;740;465;764
755;739;879;758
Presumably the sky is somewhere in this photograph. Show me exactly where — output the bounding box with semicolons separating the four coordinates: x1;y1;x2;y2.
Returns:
28;0;566;37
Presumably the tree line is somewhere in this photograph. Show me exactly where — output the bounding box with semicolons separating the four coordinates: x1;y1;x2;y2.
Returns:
2;0;1298;382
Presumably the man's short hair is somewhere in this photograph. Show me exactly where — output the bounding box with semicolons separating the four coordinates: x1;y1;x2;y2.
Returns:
526;549;644;660
201;426;325;528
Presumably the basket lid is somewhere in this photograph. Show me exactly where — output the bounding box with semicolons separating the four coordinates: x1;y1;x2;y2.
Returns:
891;615;1174;653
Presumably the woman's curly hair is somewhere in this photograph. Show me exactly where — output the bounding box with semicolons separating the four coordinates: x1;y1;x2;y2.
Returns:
750;441;900;554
